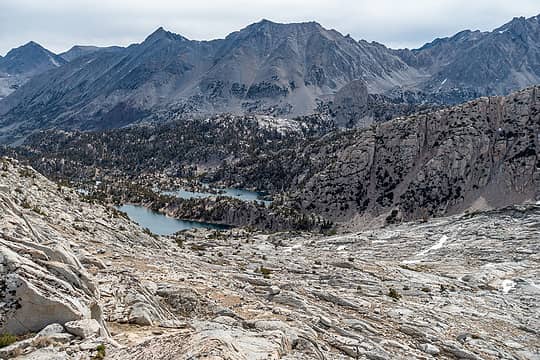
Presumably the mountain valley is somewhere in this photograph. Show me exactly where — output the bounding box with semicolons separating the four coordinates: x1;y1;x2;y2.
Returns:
0;9;539;360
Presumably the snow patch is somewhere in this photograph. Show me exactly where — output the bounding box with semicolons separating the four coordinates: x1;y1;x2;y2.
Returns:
501;279;515;294
417;235;448;256
401;259;422;265
48;55;61;67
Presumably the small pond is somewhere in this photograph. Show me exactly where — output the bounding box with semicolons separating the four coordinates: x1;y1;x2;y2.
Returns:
117;204;229;235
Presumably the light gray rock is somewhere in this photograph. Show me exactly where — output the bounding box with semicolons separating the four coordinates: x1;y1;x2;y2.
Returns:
64;319;101;339
37;323;65;337
128;302;155;326
420;343;440;355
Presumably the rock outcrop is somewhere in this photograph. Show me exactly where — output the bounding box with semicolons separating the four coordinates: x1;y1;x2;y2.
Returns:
217;86;540;224
0;164;102;335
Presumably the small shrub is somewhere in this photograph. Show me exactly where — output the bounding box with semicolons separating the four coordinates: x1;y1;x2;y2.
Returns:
18;168;35;178
93;344;106;359
143;227;158;240
388;288;401;301
174;237;184;248
32;206;47;216
31;336;53;348
190;244;206;251
258;266;272;278
0;333;17;348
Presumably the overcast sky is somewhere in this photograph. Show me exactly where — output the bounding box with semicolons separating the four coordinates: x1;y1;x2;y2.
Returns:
1;0;539;55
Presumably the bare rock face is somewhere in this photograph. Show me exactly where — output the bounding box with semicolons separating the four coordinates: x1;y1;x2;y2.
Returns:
1;157;539;359
213;86;539;225
64;319;101;339
284;86;540;223
330;79;371;128
113;321;294;360
0;166;103;335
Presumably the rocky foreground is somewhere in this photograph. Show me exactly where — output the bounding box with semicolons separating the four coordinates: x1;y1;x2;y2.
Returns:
1;157;539;359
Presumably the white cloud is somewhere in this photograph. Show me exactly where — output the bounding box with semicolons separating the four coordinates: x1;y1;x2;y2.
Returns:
0;0;538;55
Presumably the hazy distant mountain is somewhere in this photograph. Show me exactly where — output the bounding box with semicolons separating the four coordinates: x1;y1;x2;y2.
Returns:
59;45;124;62
0;15;539;143
0;41;66;101
0;21;418;143
0;41;66;75
395;15;540;96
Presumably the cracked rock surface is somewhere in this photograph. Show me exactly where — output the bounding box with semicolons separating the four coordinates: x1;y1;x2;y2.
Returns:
0;157;539;359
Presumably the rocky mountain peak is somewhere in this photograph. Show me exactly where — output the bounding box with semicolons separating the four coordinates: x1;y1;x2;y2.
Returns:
6;41;49;58
494;14;540;37
143;26;189;43
232;19;327;41
59;45;100;61
0;41;66;76
2;15;540;141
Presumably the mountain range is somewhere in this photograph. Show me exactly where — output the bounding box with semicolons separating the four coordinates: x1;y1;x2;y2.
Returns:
0;41;66;100
0;14;539;143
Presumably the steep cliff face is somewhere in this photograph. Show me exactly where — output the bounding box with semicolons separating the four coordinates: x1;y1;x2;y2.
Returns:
292;87;540;222
215;87;539;223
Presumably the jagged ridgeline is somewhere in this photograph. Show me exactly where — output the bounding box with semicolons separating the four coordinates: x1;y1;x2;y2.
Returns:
1;15;540;143
5;86;539;227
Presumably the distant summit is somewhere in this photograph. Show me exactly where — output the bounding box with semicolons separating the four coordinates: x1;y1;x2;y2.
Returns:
1;14;540;143
144;27;189;43
0;41;66;75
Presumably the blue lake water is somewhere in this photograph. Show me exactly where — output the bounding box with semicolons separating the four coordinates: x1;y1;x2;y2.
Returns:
117;204;229;235
162;187;271;205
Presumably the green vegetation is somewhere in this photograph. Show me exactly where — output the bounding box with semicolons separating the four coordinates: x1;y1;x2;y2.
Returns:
142;227;158;240
93;344;106;359
258;266;272;278
18;168;35;178
32;206;47;216
388;287;401;301
0;333;17;348
20;199;32;209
